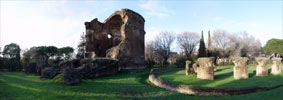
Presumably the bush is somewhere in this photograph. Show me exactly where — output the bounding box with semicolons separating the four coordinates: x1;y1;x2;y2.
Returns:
175;57;186;68
175;56;196;68
152;64;161;68
145;60;155;68
52;74;63;84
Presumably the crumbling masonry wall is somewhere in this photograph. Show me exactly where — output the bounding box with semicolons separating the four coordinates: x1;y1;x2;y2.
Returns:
84;9;146;70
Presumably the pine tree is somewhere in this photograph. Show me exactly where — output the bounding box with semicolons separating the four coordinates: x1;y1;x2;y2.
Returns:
198;30;207;57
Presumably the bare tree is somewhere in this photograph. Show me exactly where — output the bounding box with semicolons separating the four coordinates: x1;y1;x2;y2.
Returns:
154;31;175;65
229;31;262;57
212;30;231;57
210;29;262;58
76;32;86;58
228;34;241;57
177;32;200;59
145;41;155;65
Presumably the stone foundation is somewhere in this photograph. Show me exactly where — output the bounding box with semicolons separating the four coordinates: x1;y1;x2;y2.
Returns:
255;57;268;77
232;57;249;80
271;58;282;75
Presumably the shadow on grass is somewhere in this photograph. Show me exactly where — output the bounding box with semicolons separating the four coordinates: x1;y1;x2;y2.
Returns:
0;78;116;100
154;65;283;89
215;67;232;72
215;71;283;88
268;68;272;73
136;86;283;100
214;71;233;80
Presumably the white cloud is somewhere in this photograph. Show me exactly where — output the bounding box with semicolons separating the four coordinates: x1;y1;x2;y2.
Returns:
2;10;82;48
145;27;161;42
250;23;258;27
138;0;173;17
193;12;197;17
0;1;117;50
1;1;82;49
215;16;222;20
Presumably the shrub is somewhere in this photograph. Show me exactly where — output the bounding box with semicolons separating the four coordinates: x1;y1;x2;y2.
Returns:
152;64;161;68
52;74;63;84
175;57;186;68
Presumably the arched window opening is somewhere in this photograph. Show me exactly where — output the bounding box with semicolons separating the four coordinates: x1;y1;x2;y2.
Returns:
107;33;112;39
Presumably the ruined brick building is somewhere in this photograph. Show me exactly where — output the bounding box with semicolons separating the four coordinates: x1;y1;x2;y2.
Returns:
84;9;146;70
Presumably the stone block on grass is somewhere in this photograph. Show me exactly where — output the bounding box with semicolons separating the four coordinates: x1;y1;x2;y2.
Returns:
232;57;249;80
271;58;282;75
255;57;268;77
195;57;215;80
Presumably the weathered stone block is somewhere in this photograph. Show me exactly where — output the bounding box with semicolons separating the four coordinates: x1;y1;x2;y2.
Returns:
193;63;198;73
76;58;119;79
232;57;248;80
185;60;193;75
195;57;215;80
271;58;282;75
58;58;119;80
213;64;217;71
255;57;268;77
36;55;50;74
41;67;58;79
25;62;37;74
62;67;81;85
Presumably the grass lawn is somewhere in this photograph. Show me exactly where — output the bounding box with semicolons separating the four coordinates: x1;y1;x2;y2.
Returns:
0;65;283;100
157;64;283;88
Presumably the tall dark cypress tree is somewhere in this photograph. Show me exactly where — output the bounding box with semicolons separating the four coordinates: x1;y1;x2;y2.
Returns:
207;30;212;57
198;30;207;57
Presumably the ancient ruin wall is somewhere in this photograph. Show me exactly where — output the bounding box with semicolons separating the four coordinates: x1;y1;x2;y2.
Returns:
84;9;146;70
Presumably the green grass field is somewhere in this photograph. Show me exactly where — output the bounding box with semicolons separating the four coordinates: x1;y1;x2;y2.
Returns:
1;65;283;100
158;64;283;88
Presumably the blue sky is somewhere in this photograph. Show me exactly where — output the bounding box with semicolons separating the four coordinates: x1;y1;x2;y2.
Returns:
0;0;282;52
